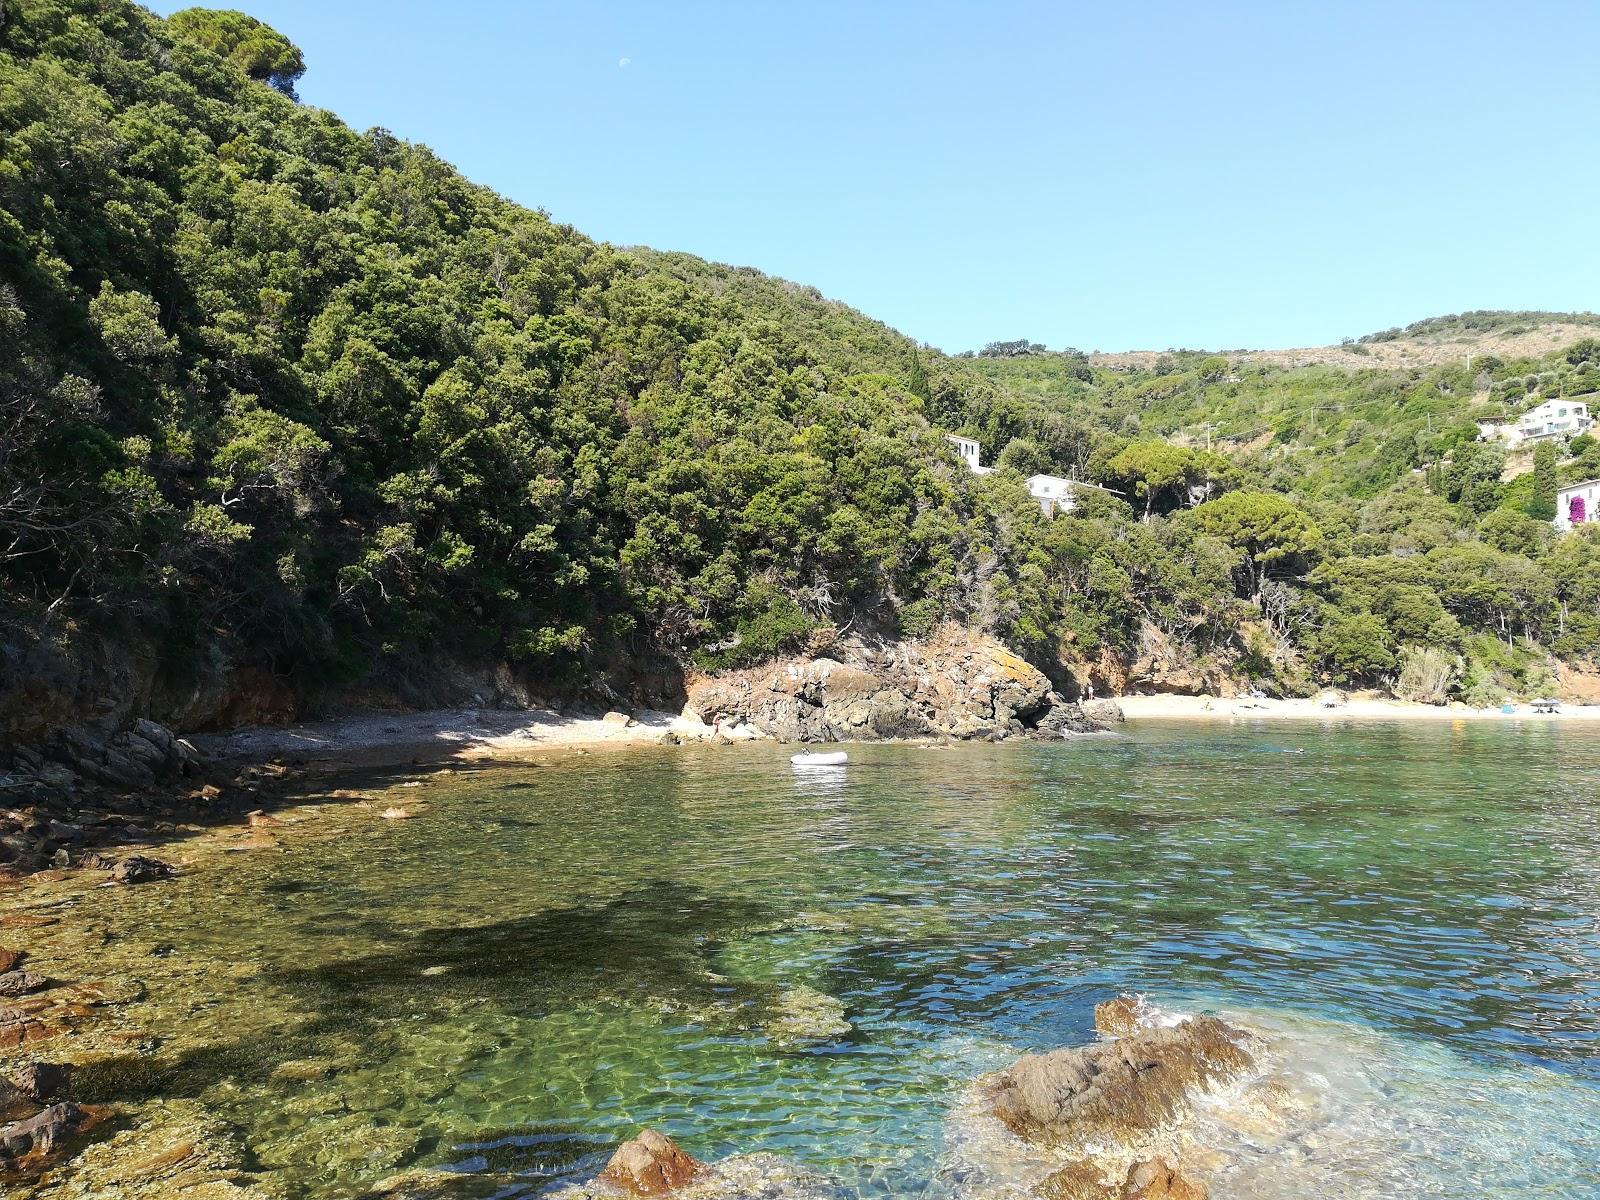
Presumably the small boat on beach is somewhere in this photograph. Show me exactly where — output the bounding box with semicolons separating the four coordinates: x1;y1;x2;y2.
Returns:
790;750;848;767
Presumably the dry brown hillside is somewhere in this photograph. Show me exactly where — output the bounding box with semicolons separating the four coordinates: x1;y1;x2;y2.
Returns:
1087;318;1599;372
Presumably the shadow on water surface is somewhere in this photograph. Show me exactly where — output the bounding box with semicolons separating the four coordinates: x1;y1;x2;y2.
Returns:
75;882;782;1109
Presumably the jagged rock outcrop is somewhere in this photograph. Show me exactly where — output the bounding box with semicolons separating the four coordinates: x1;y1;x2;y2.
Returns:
988;1016;1255;1149
42;719;200;791
1080;699;1125;725
685;627;1103;743
597;1129;706;1195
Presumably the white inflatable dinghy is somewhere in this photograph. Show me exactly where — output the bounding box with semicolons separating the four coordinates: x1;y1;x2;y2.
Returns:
790;750;848;767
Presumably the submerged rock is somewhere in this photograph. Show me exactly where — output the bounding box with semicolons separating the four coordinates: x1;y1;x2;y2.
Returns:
111;854;176;884
988;1016;1255;1149
0;969;49;996
765;986;852;1046
1037;1157;1208;1200
0;1101;107;1173
25;1096;269;1198
597;1129;706;1195
0;1014;64;1049
1036;1159;1116;1199
1121;1159;1206;1199
558;1146;840;1199
5;1062;71;1103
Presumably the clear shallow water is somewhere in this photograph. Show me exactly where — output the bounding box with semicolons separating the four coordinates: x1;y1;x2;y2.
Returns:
60;723;1600;1197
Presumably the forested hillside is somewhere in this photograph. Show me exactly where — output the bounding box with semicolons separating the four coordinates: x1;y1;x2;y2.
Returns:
942;330;1600;697
3;1;1597;733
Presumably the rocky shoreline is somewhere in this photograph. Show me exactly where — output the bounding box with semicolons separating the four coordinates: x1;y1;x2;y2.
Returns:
373;996;1272;1200
0;628;1125;1192
1;626;1113;882
0;751;1283;1199
680;627;1112;745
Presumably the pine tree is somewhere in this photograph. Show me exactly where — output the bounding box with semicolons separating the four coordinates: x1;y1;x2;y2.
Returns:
1527;442;1558;521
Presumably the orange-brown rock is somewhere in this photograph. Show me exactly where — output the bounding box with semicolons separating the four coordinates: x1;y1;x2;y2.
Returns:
1036;1159;1114;1199
1122;1159;1206;1199
1094;996;1140;1037
990;1016;1253;1149
0;1017;64;1050
0;948;23;974
0;1101;109;1174
1034;1155;1207;1200
596;1129;706;1195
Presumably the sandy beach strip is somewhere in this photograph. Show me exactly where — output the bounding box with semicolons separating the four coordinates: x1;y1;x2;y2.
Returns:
1114;693;1600;723
185;706;695;765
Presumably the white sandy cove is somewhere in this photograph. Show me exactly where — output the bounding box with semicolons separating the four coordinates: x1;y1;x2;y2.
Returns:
187;706;745;763
1115;693;1600;723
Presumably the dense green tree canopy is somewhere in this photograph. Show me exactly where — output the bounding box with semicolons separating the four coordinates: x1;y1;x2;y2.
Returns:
167;7;304;96
1;0;1595;710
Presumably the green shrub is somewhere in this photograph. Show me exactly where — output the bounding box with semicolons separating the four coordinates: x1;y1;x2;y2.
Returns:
1459;661;1505;709
896;597;942;640
1393;644;1460;704
1317;612;1394;683
694;583;817;671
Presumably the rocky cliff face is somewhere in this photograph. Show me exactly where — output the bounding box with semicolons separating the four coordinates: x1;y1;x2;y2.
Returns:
683;627;1104;743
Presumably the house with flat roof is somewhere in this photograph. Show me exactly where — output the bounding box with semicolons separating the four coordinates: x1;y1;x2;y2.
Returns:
945;434;1118;514
1482;398;1594;448
945;434;993;475
1025;473;1117;516
1519;398;1592;442
1555;478;1600;533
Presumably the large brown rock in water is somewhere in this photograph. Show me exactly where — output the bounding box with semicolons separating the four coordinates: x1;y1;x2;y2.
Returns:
990;1016;1253;1148
597;1129;706;1195
1035;1157;1206;1200
1122;1159;1206;1199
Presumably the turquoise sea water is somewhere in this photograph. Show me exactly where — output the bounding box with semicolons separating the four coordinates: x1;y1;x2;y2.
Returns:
63;723;1600;1197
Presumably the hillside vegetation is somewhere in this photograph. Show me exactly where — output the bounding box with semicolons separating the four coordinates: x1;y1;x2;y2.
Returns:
2;1;1597;728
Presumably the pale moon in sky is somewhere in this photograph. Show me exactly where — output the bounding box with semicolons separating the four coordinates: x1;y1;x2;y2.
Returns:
618;56;631;68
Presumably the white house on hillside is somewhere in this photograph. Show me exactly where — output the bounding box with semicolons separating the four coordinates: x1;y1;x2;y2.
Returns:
1025;473;1117;516
945;434;994;475
1555;478;1600;533
944;434;1115;514
1480;398;1593;448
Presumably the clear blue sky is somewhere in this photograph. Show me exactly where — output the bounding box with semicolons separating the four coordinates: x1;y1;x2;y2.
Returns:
152;1;1600;353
